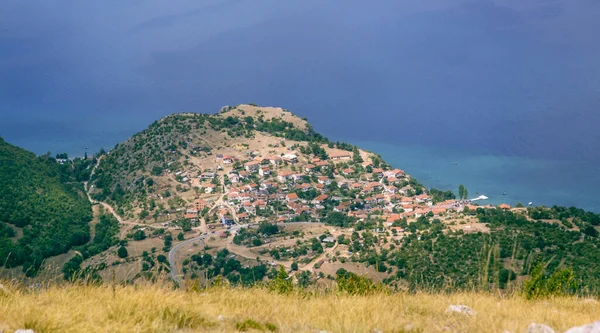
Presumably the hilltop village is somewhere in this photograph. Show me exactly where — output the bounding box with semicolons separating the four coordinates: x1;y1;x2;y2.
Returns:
184;136;484;230
9;104;599;292
78;104;532;287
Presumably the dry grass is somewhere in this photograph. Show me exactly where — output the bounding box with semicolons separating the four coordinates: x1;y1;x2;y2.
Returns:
1;282;599;333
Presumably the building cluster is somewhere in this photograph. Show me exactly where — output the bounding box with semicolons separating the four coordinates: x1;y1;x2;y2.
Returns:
180;145;488;230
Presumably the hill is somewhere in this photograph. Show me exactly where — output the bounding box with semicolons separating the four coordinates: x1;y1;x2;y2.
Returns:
31;104;590;296
0;137;93;276
1;282;600;333
4;105;600;298
88;104;349;220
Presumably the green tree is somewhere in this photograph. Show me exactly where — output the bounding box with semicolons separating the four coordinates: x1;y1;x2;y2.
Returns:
270;266;293;294
117;246;128;258
458;184;468;200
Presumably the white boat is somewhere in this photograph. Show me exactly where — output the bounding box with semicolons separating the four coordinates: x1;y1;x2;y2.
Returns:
470;195;489;201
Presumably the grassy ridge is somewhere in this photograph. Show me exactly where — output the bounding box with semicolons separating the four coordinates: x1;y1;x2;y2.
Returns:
1;282;599;332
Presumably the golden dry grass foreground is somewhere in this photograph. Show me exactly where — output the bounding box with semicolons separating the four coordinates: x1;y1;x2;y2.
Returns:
1;282;600;333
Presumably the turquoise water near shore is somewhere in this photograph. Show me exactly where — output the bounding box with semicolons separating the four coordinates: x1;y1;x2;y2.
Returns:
350;140;600;212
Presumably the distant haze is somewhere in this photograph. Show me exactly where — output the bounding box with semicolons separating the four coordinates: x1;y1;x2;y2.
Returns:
1;0;599;210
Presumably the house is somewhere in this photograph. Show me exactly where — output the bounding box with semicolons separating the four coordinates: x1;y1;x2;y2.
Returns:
311;194;328;204
329;150;352;160
253;200;267;210
317;176;331;185
286;193;299;202
322;236;336;243
204;184;216;194
282;154;298;164
221;215;235;226
227;192;241;202
390;226;404;233
193;199;209;210
295;183;312;192
385;186;398;194
341;168;354;176
200;172;216;179
245;160;261;172
414;208;430;218
364;197;377;204
415;194;431;204
372;168;384;177
333;205;349;212
499;204;511;210
238;193;252;202
315;160;329;168
304;164;316;173
184;213;199;222
254;156;270;165
228;173;240;183
385;214;402;224
464;204;479;211
222;156;236;164
400;197;414;206
277;171;294;183
291;173;304;182
259;167;271;177
237;213;249;222
267;156;282;165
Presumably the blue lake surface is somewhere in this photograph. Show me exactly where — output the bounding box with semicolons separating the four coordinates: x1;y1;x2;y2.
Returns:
0;0;599;211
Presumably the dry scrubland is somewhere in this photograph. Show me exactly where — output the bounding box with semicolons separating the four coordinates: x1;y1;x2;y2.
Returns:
1;282;599;333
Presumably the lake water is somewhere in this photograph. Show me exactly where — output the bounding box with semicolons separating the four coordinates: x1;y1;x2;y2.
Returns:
1;0;599;211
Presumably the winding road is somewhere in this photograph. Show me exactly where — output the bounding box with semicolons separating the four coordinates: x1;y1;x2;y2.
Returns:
168;224;248;284
85;155;148;238
168;221;331;285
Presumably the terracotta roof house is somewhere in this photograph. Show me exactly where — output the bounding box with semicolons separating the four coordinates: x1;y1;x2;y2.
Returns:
329;150;352;160
341;168;355;176
312;194;328;204
286;193;299;202
499;204;511;210
277;171;294;183
317;176;331;185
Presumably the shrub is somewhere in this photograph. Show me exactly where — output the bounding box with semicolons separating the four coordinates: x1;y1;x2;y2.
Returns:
269;266;293;294
117;246;128;258
522;263;576;299
336;270;388;295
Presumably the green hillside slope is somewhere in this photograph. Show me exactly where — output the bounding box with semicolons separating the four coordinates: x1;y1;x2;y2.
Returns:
0;137;93;276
